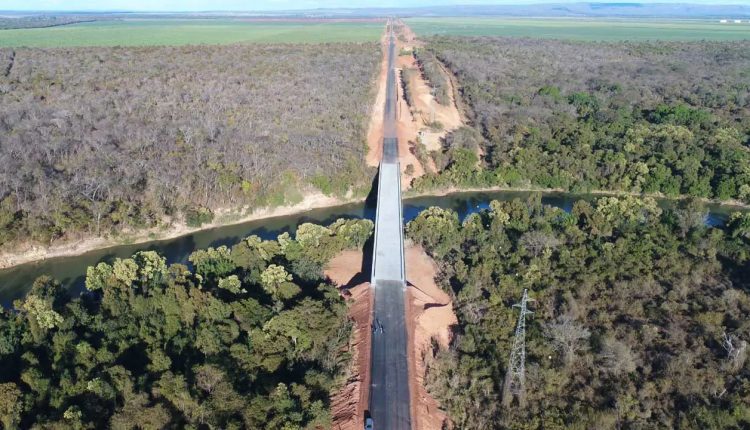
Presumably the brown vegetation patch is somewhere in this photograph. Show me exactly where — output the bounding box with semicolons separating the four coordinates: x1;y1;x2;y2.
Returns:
395;66;425;187
0;43;380;251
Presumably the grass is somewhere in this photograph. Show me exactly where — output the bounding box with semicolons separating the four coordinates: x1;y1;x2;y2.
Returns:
0;19;384;47
405;17;750;41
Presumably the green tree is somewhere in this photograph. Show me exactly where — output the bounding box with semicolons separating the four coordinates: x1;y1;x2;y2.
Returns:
189;246;235;280
295;223;331;248
329;218;374;249
19;294;63;340
406;206;461;257
133;250;168;290
0;383;23;430
218;275;243;294
0;219;360;428
261;265;300;308
728;212;750;239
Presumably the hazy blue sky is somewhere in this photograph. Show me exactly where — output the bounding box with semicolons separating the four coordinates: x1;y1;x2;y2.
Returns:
3;0;748;12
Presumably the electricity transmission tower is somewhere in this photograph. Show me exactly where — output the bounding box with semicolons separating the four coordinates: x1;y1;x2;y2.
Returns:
503;288;534;408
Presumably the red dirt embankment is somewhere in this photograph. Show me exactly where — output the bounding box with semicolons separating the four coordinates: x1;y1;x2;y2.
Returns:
326;250;372;430
405;244;457;430
366;25;389;167
393;21;464;188
327;245;457;430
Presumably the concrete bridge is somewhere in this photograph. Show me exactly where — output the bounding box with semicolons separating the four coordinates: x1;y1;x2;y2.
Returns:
368;21;412;430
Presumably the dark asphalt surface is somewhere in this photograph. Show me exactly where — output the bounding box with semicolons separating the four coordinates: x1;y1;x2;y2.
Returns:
383;137;398;163
368;22;412;430
370;280;411;429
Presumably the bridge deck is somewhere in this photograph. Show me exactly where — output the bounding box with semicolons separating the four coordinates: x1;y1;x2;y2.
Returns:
368;21;411;430
371;161;405;285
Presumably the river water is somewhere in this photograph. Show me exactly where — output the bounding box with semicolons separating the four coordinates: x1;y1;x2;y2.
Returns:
0;190;741;305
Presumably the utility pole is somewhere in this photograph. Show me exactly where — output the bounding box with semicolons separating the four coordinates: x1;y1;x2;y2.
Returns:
503;288;534;408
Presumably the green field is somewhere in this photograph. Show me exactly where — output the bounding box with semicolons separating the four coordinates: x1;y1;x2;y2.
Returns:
0;19;384;47
405;17;750;41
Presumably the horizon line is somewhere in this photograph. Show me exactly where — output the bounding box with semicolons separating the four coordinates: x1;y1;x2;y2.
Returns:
2;2;750;14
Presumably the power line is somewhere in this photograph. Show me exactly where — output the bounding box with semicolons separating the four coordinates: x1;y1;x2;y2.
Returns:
503;288;534;408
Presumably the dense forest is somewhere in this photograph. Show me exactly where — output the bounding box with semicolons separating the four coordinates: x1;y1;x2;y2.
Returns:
0;217;373;428
413;37;750;204
0;43;379;247
407;197;750;428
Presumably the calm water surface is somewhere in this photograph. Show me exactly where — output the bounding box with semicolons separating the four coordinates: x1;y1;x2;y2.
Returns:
0;190;741;305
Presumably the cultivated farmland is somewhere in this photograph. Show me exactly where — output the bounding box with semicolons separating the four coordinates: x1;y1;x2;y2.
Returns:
0;19;384;47
406;17;750;41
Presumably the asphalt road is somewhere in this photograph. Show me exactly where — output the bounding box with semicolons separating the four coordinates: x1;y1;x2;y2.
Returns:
370;280;411;429
382;137;398;163
368;22;412;430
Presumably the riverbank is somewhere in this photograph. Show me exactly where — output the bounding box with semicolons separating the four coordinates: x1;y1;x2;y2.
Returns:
405;185;750;211
0;192;363;270
0;185;747;271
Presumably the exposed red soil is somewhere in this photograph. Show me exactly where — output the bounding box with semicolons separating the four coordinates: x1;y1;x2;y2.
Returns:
405;244;457;430
366;27;389;167
393;21;464;187
395;66;425;187
325;244;457;430
325;249;365;287
326;250;372;430
366;21;464;186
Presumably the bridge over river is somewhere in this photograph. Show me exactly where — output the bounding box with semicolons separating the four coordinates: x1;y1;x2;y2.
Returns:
368;21;412;430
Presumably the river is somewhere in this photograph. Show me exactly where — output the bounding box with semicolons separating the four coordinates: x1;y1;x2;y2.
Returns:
0;190;741;305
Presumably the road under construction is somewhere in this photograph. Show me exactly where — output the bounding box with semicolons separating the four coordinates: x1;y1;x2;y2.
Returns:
368;20;412;430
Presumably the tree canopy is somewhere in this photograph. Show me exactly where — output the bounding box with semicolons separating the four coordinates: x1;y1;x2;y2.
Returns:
408;196;750;429
0;218;373;429
0;43;379;247
413;37;750;205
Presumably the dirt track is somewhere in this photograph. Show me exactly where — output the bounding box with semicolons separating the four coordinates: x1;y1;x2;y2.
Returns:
393;21;463;188
366;26;389;167
365;20;464;188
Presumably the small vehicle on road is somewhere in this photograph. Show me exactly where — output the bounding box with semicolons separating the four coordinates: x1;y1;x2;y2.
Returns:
372;319;384;334
365;417;374;430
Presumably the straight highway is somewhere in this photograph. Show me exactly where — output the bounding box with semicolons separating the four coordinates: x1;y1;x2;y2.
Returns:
368;20;412;430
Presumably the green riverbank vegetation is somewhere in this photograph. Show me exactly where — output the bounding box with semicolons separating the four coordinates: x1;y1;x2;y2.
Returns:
407;196;750;428
0;218;373;428
412;38;750;207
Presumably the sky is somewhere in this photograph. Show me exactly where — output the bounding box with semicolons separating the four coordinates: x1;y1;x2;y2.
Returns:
1;0;748;12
